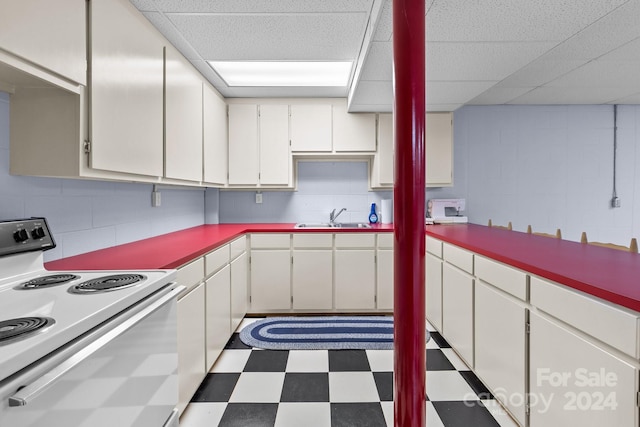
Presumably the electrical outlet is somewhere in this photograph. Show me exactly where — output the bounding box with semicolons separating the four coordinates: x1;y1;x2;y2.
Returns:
611;197;621;208
255;192;263;204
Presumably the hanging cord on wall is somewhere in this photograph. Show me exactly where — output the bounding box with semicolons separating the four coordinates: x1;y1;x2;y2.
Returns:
611;105;620;208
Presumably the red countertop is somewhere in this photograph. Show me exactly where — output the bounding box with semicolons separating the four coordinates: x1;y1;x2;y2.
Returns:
45;222;640;312
44;223;394;271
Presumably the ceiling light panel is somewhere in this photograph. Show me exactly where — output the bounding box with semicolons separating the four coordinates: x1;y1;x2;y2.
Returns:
209;61;353;87
166;13;368;61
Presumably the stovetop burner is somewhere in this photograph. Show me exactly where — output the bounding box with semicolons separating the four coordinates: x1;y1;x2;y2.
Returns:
68;274;146;294
15;274;80;290
0;317;55;346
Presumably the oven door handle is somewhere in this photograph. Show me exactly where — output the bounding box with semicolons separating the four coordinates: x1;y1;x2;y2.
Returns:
8;284;184;407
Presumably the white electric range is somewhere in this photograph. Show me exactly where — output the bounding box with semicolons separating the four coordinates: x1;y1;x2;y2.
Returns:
0;218;183;427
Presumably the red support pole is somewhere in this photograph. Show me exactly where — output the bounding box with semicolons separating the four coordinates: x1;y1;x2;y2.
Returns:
392;0;426;425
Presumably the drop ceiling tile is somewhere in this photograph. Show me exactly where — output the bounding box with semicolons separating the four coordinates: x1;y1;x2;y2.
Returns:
426;81;498;105
509;86;634;104
224;86;348;98
495;58;589;87
350;80;393;106
139;0;373;13
373;0;392;41
425;0;628;42
427;104;463;112
129;0;158;11
609;92;640;104
546;60;640;89
467;86;535;105
359;42;393;80
426;42;555;81
598;37;640;61
141;12;201;60
541;0;640;61
167;13;368;60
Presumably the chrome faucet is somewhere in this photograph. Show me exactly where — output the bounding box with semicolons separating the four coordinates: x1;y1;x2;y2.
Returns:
329;208;347;224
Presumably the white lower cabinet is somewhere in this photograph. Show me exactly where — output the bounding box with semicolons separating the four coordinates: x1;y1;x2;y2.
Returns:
335;249;376;310
442;262;474;367
230;252;248;332
376;249;393;310
426;252;443;331
205;265;231;370
292;250;333;310
177;283;205;414
475;281;527;426
250;250;291;311
529;312;638;427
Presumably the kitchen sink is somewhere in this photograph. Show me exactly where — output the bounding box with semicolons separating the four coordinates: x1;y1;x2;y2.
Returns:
333;222;372;228
294;222;372;229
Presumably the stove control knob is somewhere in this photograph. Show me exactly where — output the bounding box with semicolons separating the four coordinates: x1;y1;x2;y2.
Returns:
13;229;29;242
31;227;46;239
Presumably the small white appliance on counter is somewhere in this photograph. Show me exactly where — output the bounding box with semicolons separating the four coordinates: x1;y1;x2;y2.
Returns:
426;198;468;224
0;218;183;427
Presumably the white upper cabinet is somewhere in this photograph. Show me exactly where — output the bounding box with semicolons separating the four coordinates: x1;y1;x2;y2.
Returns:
290;104;332;152
165;46;203;182
332;102;376;152
371;112;453;188
89;0;165;177
203;84;228;186
0;0;86;86
426;112;453;186
228;104;259;185
259;105;290;185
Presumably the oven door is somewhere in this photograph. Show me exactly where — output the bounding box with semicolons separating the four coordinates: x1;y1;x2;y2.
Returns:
0;284;183;427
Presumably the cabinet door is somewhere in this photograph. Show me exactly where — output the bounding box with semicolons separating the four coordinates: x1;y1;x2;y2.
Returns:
332;103;376;152
529;312;638;427
230;252;248;332
442;262;474;366
0;0;86;85
203;84;228;185
426;252;443;331
205;265;231;371
90;0;165;177
177;283;206;414
259;105;290;185
475;281;526;426
376;249;393;310
373;113;394;186
292;250;333;310
250;250;291;311
335;250;376;310
290;104;332;151
228;104;259;185
426;112;453;186
165;47;203;182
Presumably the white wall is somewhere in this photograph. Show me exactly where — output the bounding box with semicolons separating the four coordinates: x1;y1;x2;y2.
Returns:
0;92;205;262
220;161;393;224
455;104;640;245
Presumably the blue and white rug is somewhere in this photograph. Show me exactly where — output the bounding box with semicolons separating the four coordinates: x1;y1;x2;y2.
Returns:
240;316;430;350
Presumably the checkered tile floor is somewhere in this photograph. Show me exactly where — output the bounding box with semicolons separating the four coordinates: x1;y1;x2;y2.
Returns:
180;318;519;427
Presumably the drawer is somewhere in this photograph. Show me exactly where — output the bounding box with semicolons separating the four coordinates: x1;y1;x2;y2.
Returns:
377;233;394;249
205;245;230;276
531;276;640;358
251;233;290;249
426;236;442;258
335;233;375;248
177;257;205;295
230;235;247;261
292;233;333;248
475;256;527;301
443;243;473;274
